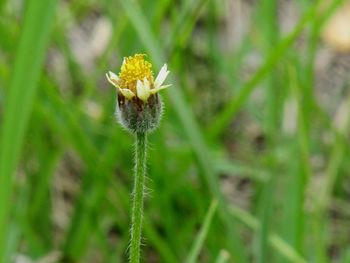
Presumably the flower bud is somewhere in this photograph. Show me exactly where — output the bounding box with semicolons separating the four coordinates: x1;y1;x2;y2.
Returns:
106;54;170;133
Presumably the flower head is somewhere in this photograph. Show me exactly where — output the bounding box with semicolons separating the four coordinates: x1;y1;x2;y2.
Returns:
106;54;170;133
106;54;170;103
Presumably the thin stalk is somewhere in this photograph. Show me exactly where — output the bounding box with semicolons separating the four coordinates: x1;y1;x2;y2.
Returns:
119;1;249;260
130;132;147;263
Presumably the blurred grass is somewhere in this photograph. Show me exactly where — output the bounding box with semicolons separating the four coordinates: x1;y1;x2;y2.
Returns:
186;199;218;263
0;0;57;261
0;0;350;262
208;0;322;139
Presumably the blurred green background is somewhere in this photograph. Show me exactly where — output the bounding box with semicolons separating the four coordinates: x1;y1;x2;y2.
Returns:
1;0;350;262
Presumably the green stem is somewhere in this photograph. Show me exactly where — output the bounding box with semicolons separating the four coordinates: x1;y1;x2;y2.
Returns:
130;132;147;263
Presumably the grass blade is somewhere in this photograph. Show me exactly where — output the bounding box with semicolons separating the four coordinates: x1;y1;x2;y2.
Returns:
0;0;57;260
215;250;230;263
207;0;322;139
185;199;218;263
229;205;307;263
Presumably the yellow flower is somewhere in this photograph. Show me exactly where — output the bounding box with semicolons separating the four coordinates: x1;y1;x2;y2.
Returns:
106;54;170;102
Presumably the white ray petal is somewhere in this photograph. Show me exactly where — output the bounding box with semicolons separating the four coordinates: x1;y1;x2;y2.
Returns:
143;77;151;92
150;84;171;94
108;71;120;81
137;80;150;102
106;72;119;88
120;88;135;100
154;64;170;88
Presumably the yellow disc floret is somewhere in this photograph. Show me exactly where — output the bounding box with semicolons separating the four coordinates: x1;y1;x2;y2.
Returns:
118;54;154;92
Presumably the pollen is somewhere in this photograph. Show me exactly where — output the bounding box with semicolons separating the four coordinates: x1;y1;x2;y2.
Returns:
118;54;154;92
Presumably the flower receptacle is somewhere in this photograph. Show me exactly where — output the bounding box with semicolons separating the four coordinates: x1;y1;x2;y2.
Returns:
116;92;162;133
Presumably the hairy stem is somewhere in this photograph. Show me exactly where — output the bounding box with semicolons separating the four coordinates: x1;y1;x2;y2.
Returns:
130;132;147;263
